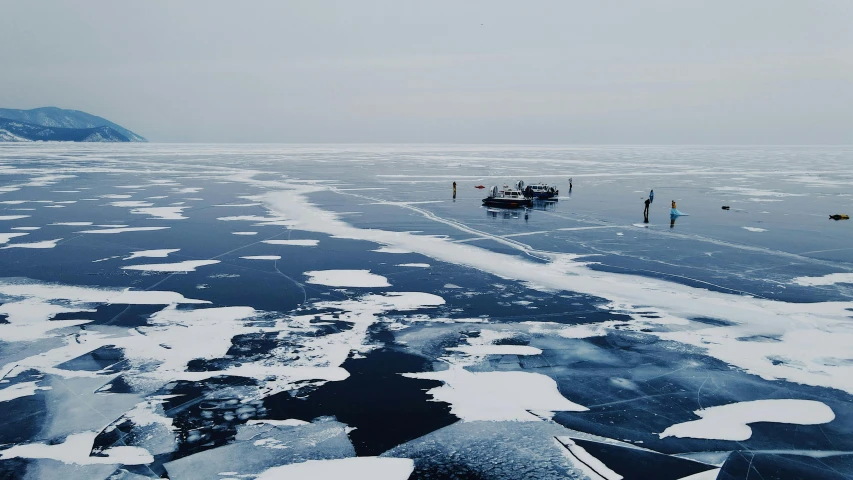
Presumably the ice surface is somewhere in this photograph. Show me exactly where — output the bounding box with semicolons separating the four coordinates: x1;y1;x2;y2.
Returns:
3;144;853;478
261;185;853;395
659;399;835;441
558;438;623;480
164;418;356;479
404;366;587;421
304;269;391;287
121;259;220;272
254;457;414;480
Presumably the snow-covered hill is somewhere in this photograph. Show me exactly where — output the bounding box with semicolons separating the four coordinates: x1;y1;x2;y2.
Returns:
0;107;146;142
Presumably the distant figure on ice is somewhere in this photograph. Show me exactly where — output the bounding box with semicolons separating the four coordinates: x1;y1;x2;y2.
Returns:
452;181;457;199
569;178;573;190
649;189;654;203
643;198;650;223
670;200;687;217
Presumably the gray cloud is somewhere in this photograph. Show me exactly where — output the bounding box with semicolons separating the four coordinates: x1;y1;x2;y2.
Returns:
1;0;851;143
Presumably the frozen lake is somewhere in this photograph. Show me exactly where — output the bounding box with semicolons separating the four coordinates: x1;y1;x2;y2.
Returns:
1;144;852;479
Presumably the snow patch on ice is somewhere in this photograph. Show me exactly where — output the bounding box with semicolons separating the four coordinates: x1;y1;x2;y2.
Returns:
742;226;767;232
793;273;853;287
447;345;542;356
78;226;170;234
373;246;413;254
124;249;180;260
241;256;281;261
0;431;153;465
659;399;835;441
396;263;430;268
246;419;310;427
404;366;587;421
232;231;258;236
122;259;220;273
0;381;52;402
131;206;189;220
2;238;61;249
0;232;28;244
262;239;319;246
305;270;390;288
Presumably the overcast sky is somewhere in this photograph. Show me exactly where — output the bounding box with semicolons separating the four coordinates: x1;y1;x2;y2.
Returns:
1;0;851;143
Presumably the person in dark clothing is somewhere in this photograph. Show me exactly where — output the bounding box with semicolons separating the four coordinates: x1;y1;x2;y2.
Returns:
643;198;650;223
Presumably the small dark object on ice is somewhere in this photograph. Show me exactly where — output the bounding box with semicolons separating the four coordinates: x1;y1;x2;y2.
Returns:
474;185;486;189
829;214;850;220
722;206;730;210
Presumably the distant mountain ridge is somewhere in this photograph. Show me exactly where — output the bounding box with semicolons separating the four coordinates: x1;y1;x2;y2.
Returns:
0;107;146;142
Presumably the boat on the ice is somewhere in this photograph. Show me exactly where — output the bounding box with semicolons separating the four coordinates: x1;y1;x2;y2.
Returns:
482;186;533;208
524;183;559;200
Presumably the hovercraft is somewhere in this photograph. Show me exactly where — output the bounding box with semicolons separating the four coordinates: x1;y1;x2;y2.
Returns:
482;185;533;208
523;181;559;200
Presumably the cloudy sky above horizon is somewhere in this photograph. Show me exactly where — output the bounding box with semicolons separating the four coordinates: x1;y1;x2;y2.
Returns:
1;0;851;143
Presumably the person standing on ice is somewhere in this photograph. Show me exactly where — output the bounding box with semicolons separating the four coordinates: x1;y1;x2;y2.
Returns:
643;198;650;223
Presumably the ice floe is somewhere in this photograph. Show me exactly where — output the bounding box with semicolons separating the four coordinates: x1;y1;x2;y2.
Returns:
232;231;258;235
0;215;30;220
404;366;587;422
397;263;430;268
241;255;281;260
305;270;390;287
254;457;414;480
122;259;220;272
51;221;93;226
659;399;835;441
742;226;767;232
124;248;180;260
